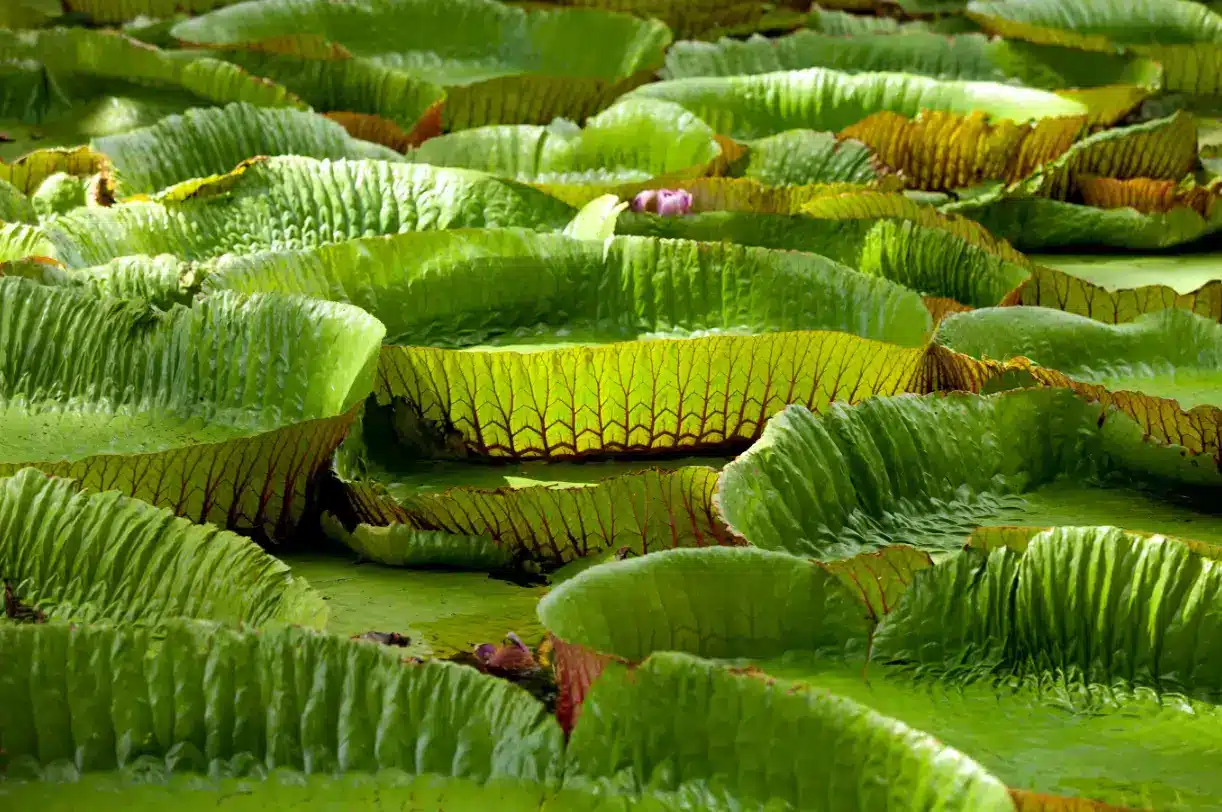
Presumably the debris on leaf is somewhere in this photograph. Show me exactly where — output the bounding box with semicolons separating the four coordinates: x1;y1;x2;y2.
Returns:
450;633;557;712
351;630;411;647
475;631;537;675
4;581;46;624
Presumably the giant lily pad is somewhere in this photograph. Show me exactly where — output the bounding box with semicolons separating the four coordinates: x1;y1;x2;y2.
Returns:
625;67;1089;190
4;0;247;26
38;157;575;267
716;388;1222;560
0;277;385;538
188;50;446;151
0;28;302;161
618;188;1034;307
404;99;724;202
968;0;1222;96
936;306;1222;411
1034;251;1222;303
171;0;673;130
540;526;1222;809
0;620;1018;811
94;102;402;196
626;66;1089;140
1016;253;1222;324
732;130;889;187
0;467;326;626
947;194;1222;250
0;620;564;777
201;228;935;462
934;306;1222;464
663;29;1162;125
202;227;934;563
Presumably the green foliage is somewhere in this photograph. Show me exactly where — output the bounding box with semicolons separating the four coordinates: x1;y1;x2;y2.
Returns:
0;468;326;626
628;68;1087;139
5;2;1222;809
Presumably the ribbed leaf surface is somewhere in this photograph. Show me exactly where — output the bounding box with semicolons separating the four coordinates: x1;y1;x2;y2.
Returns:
0;278;385;536
43;157;575;266
0;468;326;626
172;0;672;129
204;229;931;347
717;389;1222;558
628;67;1087;139
969;0;1222;94
566;652;1014;811
96;102;401;195
0;621;564;778
541;527;1222;808
406;99;721;190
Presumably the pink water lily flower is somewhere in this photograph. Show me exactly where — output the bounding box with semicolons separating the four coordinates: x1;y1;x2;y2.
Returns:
631;188;693;216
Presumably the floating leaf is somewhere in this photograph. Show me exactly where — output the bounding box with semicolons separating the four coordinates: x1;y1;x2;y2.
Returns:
717;389;1222;559
0;468;326;626
0;278;384;538
172;0;672;129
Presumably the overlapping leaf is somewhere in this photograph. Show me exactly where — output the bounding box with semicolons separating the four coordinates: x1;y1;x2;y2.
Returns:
205;227;930;563
95;102;401;196
540;526;1222;808
330;409;731;567
968;0;1222;96
404;99;723;203
0;28;302;161
627;67;1089;140
195;50;446;151
0;222;53;262
0;467;326;626
359;234;932;461
0;620;563;777
4;0;246;26
564;652;1014;811
203;228;931;349
717;389;1222;560
614;184;1222;322
0;254;197;308
1011;111;1199;200
663;29;1162;125
40;157;575;266
510;0;810;40
0;620;1017;812
948;193;1222;250
732;130;890;187
172;0;673;129
4;4;1221;810
0;277;385;537
0;146;110;197
1021;252;1222;323
934;306;1222;463
620;188;1034;307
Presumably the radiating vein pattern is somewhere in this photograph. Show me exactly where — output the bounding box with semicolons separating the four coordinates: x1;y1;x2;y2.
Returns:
379;332;925;459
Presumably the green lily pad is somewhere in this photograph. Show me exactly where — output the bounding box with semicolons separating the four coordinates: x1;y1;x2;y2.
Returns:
282;551;547;657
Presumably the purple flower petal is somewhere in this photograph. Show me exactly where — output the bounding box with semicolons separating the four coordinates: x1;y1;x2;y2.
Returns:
656;189;692;217
631;189;658;212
